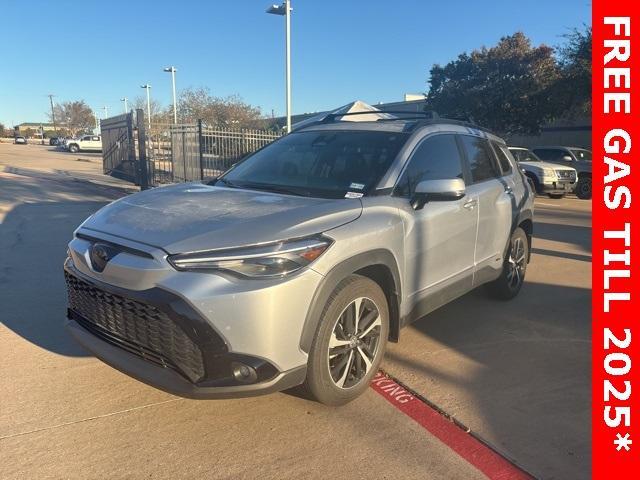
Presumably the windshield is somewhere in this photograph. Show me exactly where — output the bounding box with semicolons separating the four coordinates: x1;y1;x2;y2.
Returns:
218;130;409;199
509;148;542;163
570;148;592;161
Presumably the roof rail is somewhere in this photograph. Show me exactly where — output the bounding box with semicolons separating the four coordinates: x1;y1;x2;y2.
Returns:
321;110;440;123
304;109;496;136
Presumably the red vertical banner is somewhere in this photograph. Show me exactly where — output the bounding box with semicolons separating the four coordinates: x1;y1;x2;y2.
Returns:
593;0;640;477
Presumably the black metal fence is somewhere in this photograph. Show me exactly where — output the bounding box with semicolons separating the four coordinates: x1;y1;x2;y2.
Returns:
101;113;137;183
101;109;282;189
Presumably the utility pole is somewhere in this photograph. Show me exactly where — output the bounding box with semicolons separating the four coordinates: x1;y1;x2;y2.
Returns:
48;94;57;136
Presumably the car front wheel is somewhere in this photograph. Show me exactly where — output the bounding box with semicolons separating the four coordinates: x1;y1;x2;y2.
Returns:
303;275;389;406
576;176;592;199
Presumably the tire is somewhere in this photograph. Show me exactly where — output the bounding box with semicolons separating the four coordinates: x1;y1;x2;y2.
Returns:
576;176;592;199
68;144;79;153
303;274;389;406
548;193;565;199
487;227;529;300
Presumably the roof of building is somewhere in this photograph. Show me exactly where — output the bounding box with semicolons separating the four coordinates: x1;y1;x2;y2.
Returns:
15;122;58;128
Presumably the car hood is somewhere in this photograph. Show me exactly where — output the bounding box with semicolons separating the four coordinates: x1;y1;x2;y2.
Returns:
520;161;576;171
79;183;363;254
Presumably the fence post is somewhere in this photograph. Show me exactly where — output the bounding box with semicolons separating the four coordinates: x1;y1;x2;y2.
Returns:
197;119;204;180
127;112;135;173
136;109;149;190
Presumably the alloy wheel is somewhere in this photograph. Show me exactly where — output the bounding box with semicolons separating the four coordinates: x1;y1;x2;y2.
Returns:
506;236;526;290
328;297;382;389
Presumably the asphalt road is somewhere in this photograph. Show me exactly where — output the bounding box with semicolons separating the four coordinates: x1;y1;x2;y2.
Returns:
0;144;590;479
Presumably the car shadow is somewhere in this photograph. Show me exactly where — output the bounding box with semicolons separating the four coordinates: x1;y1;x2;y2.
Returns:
0;171;118;357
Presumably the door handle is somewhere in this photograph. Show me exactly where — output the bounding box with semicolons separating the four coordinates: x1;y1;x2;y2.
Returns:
463;199;477;210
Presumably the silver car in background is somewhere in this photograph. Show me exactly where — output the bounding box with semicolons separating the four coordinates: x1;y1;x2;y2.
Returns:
64;115;534;405
509;147;577;199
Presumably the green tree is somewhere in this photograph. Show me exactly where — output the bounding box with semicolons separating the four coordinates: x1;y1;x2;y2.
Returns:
47;100;95;136
553;26;592;116
426;32;561;135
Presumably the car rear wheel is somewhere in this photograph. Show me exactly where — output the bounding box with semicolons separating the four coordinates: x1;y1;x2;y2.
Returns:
487;227;528;300
576;177;592;199
303;275;389;406
68;144;79;153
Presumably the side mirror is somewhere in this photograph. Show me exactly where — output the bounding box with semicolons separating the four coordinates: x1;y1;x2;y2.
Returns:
410;178;466;210
562;155;573;162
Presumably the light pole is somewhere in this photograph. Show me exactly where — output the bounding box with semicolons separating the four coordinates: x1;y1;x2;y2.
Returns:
103;106;109;119
163;66;178;124
266;0;292;133
120;97;128;113
140;84;152;130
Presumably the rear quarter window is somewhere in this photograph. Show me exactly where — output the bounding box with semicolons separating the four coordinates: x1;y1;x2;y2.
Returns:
491;142;513;175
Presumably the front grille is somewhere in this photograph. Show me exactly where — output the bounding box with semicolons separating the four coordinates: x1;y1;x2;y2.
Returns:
555;169;577;182
65;271;205;382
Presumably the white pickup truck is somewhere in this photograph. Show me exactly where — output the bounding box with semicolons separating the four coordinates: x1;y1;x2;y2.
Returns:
67;135;102;153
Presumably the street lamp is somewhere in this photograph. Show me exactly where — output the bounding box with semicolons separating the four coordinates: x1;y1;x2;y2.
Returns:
103;106;109;119
140;84;152;130
120;97;128;114
266;0;292;133
163;66;178;124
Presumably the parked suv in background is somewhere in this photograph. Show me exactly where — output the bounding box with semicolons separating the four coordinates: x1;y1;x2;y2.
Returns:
64;114;534;405
508;147;577;199
67;135;102;153
532;146;592;199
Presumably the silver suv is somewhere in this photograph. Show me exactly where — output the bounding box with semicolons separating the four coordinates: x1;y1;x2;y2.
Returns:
64;116;534;405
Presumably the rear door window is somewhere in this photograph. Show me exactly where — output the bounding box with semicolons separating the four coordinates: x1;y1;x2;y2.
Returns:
459;135;500;183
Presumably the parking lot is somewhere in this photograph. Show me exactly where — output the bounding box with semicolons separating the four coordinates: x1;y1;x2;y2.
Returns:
0;144;590;479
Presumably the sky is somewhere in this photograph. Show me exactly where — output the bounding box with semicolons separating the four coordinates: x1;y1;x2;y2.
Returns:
0;0;591;127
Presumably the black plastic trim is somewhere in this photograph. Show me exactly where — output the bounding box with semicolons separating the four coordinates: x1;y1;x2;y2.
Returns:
66;319;306;399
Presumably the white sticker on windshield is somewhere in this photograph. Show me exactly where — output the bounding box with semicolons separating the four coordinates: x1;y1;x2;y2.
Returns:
349;182;365;190
345;191;363;199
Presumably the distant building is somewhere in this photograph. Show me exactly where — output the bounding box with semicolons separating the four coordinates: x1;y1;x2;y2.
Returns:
13;122;62;138
15;122;59;132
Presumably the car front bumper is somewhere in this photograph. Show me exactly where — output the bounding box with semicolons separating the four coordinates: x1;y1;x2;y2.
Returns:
64;246;320;398
540;180;575;194
65;317;306;399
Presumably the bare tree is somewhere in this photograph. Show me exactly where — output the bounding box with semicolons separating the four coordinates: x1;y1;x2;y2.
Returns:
46;100;95;136
131;96;171;124
178;87;262;128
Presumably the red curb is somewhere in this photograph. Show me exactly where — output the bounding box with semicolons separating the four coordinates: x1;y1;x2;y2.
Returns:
371;372;535;480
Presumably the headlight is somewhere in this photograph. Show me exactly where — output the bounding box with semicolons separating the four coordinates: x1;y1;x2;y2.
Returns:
167;236;332;278
542;168;556;178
